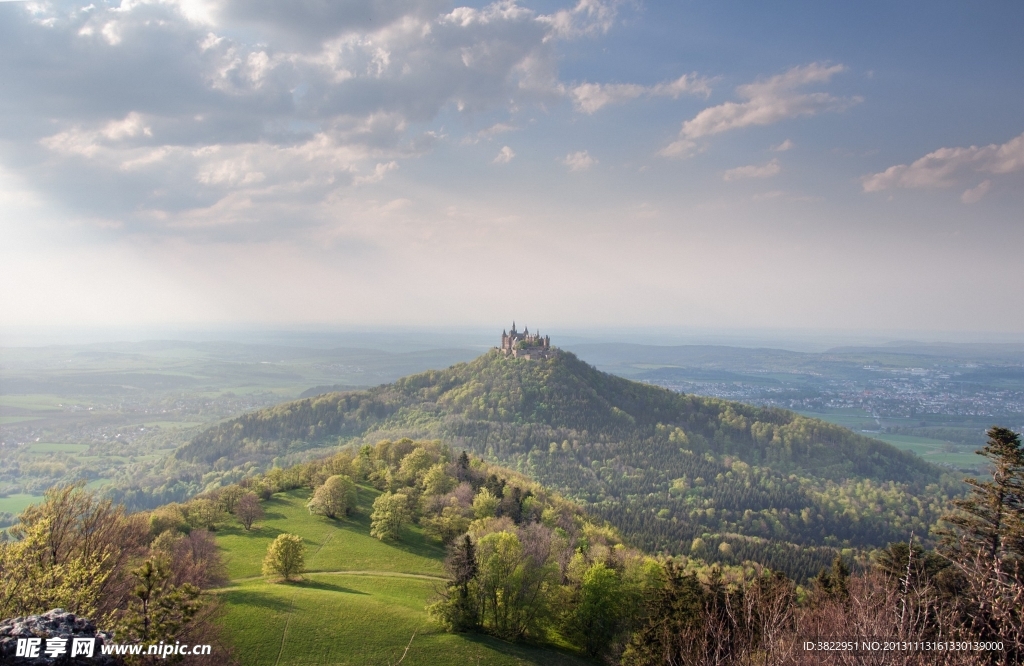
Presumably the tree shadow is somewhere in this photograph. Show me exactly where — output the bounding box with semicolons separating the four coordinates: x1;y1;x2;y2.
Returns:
219;589;292;612
392;525;448;559
296;578;369;595
222;524;285;541
459;632;597;665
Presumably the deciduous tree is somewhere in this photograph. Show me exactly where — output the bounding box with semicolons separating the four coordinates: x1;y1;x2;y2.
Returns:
235;491;264;531
306;474;357;519
370;492;410;541
262;534;305;581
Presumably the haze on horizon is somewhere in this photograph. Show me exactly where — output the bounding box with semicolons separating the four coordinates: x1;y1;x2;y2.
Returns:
1;0;1022;337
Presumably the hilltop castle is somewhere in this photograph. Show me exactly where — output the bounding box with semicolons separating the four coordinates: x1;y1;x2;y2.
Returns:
499;322;553;359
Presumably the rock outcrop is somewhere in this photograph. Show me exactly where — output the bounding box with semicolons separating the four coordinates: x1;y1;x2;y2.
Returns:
0;609;117;664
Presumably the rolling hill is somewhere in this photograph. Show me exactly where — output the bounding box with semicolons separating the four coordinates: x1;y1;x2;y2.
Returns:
180;349;960;580
215;486;592;665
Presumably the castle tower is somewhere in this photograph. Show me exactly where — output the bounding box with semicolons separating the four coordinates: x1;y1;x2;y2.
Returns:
499;323;553;359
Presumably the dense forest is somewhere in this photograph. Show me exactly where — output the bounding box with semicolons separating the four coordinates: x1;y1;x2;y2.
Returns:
170;350;961;581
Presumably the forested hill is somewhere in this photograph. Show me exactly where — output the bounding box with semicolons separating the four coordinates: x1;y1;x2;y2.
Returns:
177;349;958;580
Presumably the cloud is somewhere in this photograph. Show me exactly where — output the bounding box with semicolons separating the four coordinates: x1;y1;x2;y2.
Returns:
772;139;793;152
479;122;518;138
0;0;620;235
722;158;780;181
461;121;518;144
562;150;595;171
210;0;450;45
493;145;516;163
353;161;398;185
961;180;991;204
862;132;1024;203
538;0;620;39
661;63;858;157
571;73;711;114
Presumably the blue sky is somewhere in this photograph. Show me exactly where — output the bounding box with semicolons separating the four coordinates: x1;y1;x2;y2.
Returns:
1;0;1022;337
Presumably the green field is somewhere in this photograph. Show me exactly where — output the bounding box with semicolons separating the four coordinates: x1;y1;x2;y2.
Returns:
0;416;43;424
0;394;68;411
214;489;593;665
0;493;44;514
797;409;981;469
26;442;91;454
135;421;209;429
870;433;980;468
796;408;879;431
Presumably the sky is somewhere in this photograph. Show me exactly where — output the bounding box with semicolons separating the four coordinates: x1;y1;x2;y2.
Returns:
1;0;1023;339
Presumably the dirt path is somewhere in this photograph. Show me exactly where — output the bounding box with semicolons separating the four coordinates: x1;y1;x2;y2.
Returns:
217;569;446;588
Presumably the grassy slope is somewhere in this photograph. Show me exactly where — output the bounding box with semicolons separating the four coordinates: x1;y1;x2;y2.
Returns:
214;488;593;666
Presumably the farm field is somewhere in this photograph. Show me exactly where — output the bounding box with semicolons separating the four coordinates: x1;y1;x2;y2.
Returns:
26;442;90;454
796;408;879;432
0;416;43;424
0;493;44;514
214;489;593;666
798;408;981;470
869;433;981;469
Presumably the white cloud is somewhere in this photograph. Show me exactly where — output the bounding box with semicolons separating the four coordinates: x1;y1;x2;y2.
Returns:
493;145;515;163
961;180;991;204
862;132;1024;201
723;159;780;181
562;150;595;171
571;73;711;114
3;0;620;234
661;63;858;157
772;139;793;152
479;122;518;138
658;138;699;159
462;122;518;144
539;0;620;39
353;161;399;185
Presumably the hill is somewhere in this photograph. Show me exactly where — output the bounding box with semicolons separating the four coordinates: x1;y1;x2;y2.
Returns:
179;349;959;580
215;486;592;665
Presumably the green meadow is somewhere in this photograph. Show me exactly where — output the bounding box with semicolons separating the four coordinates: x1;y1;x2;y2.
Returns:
798;408;980;469
26;442;91;454
0;395;68;411
0;416;43;424
870;433;980;468
0;493;44;514
214;489;593;666
796;408;879;431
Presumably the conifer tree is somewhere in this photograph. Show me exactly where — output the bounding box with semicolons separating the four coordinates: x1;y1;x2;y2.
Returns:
814;555;851;603
940;427;1024;571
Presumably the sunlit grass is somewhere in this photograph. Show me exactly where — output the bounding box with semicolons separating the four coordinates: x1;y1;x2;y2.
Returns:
214;489;592;665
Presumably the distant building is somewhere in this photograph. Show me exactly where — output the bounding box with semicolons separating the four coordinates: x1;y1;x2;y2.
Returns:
499;322;553;359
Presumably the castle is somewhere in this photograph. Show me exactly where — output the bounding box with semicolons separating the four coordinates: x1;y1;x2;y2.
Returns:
499;322;553;359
